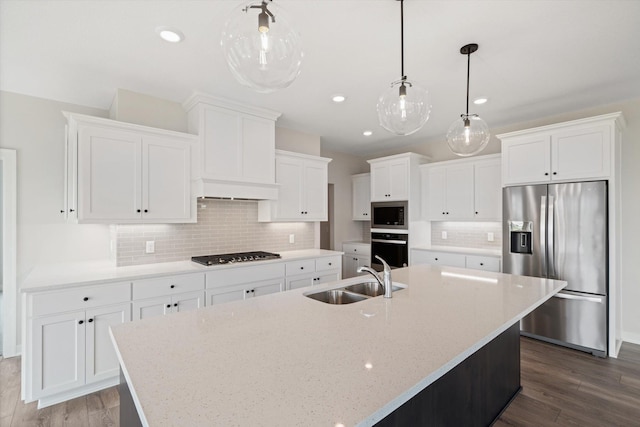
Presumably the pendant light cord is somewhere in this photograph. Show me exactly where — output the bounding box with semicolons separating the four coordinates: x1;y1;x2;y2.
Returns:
400;0;405;80
465;50;470;116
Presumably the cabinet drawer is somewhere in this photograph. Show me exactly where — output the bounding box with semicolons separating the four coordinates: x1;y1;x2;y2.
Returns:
316;256;341;272
133;273;204;300
465;256;501;272
206;263;285;289
285;259;316;276
342;243;370;255
30;282;131;317
411;250;466;268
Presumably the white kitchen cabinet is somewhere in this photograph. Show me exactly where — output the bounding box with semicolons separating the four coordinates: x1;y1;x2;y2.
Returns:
25;280;131;405
206;263;286;305
411;249;501;272
258;150;331;222
65;112;196;223
370;157;409;201
183;94;281;200
285;256;342;290
132;291;204;320
499;114;619;186
342;243;371;278
206;279;283;305
352;173;371;220
132;273;205;320
421;154;501;222
465;255;501;272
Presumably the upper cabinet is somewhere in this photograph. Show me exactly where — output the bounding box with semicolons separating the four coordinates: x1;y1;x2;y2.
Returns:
368;153;429;202
64;113;196;224
351;173;371;220
258;150;331;222
421;154;501;222
499;113;624;186
183;94;281;200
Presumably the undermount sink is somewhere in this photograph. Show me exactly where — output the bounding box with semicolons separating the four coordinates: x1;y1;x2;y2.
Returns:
305;281;406;304
305;289;368;305
342;281;403;297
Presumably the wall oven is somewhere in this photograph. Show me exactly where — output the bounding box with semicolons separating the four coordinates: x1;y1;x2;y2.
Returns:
371;231;409;271
371;201;408;229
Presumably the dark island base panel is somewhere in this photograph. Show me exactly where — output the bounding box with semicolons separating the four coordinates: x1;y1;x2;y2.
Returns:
119;323;521;427
377;322;521;427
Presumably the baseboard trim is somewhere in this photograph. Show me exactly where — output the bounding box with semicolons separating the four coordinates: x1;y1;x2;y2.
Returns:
36;377;120;409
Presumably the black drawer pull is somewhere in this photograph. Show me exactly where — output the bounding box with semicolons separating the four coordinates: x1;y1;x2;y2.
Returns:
88;318;94;323
170;285;175;289
78;320;84;325
166;304;171;308
83;297;89;302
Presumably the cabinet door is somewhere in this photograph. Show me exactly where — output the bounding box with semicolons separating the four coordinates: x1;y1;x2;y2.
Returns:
303;160;328;220
274;156;304;219
370;163;390;201
445;165;474;219
201;107;241;180
77;125;141;221
388;158;409;200
287;275;315;291
132;297;172;321
342;255;357;279
31;311;86;399
142;136;191;222
352;174;371;220
207;287;246;306
172;291;205;313
426;167;447;220
551;125;611;181
474;159;502;220
502;135;551;185
252;280;283;297
315;272;340;286
85;303;131;384
356;256;371;272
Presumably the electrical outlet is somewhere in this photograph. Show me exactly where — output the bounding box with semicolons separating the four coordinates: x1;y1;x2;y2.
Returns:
289;234;295;244
487;232;494;242
145;241;155;254
441;231;448;240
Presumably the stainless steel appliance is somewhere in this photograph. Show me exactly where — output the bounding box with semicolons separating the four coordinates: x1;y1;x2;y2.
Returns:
192;251;281;266
371;231;408;271
503;181;608;357
371;201;408;229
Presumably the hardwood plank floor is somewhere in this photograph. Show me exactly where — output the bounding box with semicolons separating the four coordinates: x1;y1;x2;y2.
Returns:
1;337;639;426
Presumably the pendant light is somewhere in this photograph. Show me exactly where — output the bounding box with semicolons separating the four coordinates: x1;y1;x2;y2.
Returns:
221;0;303;93
446;43;490;157
377;0;431;136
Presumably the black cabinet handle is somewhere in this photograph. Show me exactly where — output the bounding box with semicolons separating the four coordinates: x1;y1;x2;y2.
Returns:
69;209;75;212
251;289;255;293
553;172;557;175
88;318;94;323
166;304;171;308
475;211;479;215
78;320;84;325
435;258;439;261
144;209;148;213
544;172;549;176
246;290;251;294
60;210;65;213
300;266;304;270
170;285;175;289
174;303;178;307
137;209;141;213
480;263;484;266
328;262;332;266
83;297;89;302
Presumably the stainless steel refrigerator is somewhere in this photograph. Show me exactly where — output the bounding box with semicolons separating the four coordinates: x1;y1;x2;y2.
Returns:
503;181;608;357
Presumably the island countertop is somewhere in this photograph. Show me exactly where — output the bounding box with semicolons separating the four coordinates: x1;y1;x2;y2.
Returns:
110;264;566;426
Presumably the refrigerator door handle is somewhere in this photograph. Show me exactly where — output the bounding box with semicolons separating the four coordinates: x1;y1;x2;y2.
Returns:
540;195;547;275
548;195;555;278
554;292;603;303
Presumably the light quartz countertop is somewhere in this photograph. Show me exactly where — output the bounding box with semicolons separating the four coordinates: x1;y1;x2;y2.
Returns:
110;264;565;427
21;249;343;292
411;245;502;257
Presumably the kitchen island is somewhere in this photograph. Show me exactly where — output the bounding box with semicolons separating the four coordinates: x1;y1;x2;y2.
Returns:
110;264;566;426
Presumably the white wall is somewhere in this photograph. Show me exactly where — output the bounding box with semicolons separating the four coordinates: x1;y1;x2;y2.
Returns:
320;148;370;250
364;97;640;344
275;127;321;156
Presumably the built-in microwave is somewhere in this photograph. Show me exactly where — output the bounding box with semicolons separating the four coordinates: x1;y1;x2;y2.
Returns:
371;201;408;229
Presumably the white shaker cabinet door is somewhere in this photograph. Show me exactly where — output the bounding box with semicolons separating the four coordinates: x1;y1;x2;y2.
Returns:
474;159;502;220
502;135;551;185
274;156;304;219
85;303;131;385
252;280;283;297
388;158;410;201
352;174;371;220
77;125;141;221
31;311;86;400
303;160;328;220
551;125;611;181
207;287;246;306
370;162;390;201
172;291;205;313
133;297;172;321
142;136;191;222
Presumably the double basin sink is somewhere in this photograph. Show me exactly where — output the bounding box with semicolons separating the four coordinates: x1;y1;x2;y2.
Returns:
305;280;405;305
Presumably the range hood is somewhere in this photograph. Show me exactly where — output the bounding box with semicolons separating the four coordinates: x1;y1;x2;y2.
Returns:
193;178;279;200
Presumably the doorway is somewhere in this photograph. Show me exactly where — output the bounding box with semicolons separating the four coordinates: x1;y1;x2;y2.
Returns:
320;184;334;250
1;149;17;357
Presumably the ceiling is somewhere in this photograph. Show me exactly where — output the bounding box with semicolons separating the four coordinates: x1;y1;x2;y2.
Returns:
2;0;639;156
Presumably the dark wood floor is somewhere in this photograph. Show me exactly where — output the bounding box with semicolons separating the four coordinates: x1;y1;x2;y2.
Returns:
1;337;639;426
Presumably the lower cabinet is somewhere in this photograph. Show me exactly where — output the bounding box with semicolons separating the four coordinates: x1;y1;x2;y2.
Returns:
27;302;131;402
342;255;371;279
132;291;205;321
206;278;283;305
285;256;342;290
410;249;501;272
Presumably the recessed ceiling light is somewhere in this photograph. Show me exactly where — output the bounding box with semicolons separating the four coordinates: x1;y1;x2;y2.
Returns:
363;130;373;136
331;94;346;103
156;27;184;43
473;97;488;105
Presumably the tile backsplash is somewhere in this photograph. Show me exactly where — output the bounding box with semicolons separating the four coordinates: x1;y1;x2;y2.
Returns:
114;200;315;266
430;222;502;251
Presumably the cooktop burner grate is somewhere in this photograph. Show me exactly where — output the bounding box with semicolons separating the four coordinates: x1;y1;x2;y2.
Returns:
191;251;281;266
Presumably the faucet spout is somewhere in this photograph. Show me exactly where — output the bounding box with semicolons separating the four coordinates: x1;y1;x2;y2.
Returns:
357;256;393;298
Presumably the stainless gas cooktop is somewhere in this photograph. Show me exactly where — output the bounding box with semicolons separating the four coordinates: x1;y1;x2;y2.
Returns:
191;251;281;266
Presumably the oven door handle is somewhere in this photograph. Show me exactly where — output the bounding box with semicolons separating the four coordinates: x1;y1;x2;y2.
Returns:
371;239;407;245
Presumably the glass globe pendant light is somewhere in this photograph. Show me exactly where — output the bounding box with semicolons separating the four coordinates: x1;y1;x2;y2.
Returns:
377;0;431;136
446;43;490;157
221;0;303;93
